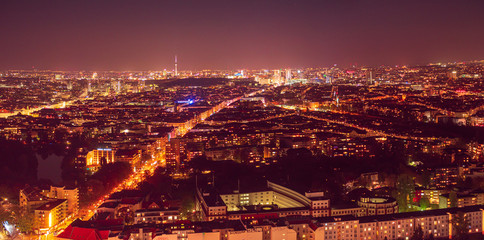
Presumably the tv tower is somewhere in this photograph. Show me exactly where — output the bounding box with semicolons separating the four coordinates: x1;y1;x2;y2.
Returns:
174;55;178;77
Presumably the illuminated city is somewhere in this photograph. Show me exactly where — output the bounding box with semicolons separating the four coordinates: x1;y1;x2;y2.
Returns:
1;1;484;240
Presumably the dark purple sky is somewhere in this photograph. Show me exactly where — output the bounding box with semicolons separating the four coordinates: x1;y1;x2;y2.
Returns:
1;0;484;71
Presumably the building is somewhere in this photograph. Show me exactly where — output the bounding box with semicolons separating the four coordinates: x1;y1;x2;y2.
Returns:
358;172;381;190
227;229;263;240
325;138;373;158
20;186;79;215
269;226;297;240
86;148;116;168
187;232;220;240
196;188;228;221
357;197;398;216
59;205;484;240
43;186;79;215
312;205;484;240
196;181;330;221
115;149;142;166
415;188;446;205
165;138;186;169
134;208;180;224
313;216;359;240
20;187;49;212
439;193;478;209
431;167;459;189
57;219;124;240
468;142;484;161
331;205;366;217
34;199;67;231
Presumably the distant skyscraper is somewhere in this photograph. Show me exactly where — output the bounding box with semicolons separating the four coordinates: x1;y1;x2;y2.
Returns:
332;86;338;99
67;80;73;90
368;71;373;85
286;69;291;83
273;70;282;85
449;70;458;80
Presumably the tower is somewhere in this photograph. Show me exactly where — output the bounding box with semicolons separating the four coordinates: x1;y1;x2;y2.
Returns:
175;55;178;77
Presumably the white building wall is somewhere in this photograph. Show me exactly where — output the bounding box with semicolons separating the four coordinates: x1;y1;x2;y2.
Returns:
227;229;263;240
153;234;178;240
187;232;220;240
314;221;358;240
271;227;297;240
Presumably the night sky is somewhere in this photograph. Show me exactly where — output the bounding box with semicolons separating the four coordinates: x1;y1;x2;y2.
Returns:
1;0;484;71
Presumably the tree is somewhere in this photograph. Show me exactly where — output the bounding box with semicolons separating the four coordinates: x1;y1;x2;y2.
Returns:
100;156;107;166
14;212;35;234
449;191;458;208
419;197;430;210
117;207;134;224
394;174;415;212
420;170;431;188
53;128;68;143
424;234;435;240
451;211;470;240
410;225;424;240
0;207;13;233
92;162;132;190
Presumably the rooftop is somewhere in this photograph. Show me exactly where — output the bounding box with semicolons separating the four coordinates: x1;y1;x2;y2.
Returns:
36;199;67;211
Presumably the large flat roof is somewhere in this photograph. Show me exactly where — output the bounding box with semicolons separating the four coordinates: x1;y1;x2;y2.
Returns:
36;199;67;211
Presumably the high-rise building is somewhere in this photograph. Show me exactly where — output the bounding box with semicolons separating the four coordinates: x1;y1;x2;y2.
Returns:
20;186;78;232
368;70;373;85
449;70;458;80
286;69;291;83
86;148;116;167
43;186;79;215
34;199;67;231
272;70;281;85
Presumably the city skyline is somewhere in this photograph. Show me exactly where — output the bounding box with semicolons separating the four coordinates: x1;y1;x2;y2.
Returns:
3;58;484;73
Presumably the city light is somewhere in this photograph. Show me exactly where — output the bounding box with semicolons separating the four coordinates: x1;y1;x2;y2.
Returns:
0;1;483;239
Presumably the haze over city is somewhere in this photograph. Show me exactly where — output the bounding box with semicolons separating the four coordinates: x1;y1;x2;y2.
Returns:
1;0;484;70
